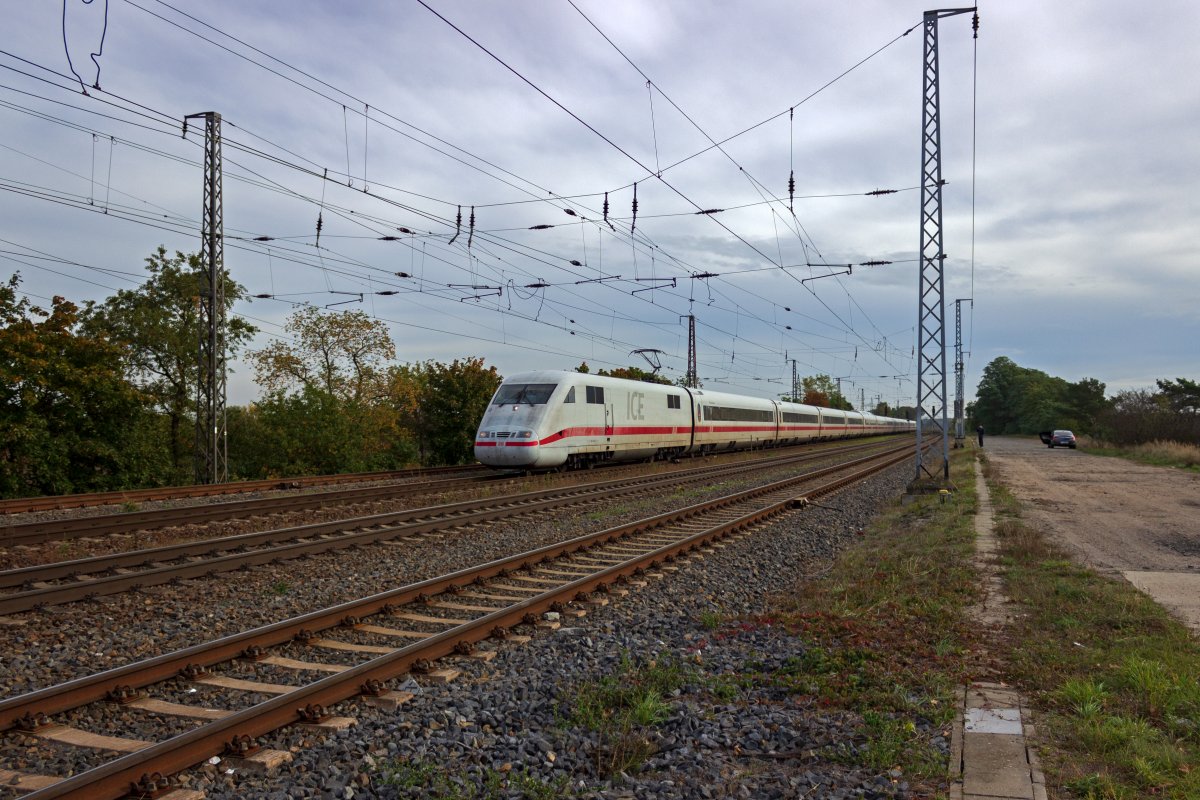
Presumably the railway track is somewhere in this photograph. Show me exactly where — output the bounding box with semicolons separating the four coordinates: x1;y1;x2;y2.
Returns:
0;465;487;515
0;437;899;549
0;470;519;549
0;441;916;799
0;440;900;615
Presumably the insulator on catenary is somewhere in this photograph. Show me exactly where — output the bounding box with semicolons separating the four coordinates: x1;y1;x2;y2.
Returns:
695;208;724;215
866;188;897;196
529;224;554;230
564;209;577;217
788;171;795;211
448;205;462;245
569;259;583;267
859;260;892;267
603;192;614;230
315;212;324;247
467;206;475;248
631;183;639;234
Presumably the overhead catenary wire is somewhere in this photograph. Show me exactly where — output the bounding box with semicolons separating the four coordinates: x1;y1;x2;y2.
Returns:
562;1;913;377
2;116;892;393
3;8;934;402
4;32;912;340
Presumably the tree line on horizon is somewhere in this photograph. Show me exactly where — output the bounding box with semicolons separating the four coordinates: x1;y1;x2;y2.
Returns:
0;245;913;500
0;248;502;499
10;249;1192;499
969;356;1199;445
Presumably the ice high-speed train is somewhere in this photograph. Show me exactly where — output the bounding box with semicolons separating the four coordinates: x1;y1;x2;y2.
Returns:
474;370;914;470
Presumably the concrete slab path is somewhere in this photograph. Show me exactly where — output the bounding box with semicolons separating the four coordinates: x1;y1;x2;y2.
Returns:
948;461;1047;800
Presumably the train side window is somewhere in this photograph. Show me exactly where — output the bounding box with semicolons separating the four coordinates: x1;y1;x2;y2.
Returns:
667;395;680;409
564;387;575;403
586;386;604;404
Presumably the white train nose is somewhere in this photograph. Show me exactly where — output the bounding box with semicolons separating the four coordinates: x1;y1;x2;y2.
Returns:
475;429;542;468
474;442;538;467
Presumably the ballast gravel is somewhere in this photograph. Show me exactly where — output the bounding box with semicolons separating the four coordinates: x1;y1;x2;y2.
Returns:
0;450;861;696
0;451;933;799
176;463;931;800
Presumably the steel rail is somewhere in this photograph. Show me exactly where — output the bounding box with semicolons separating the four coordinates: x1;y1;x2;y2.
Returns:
0;442;913;732
0;472;518;548
0;441;900;613
12;445;916;800
0;465;485;515
0;436;896;547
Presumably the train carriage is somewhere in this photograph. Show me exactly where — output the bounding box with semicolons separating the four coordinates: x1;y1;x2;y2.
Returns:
475;370;913;470
474;371;691;469
688;387;780;454
776;399;824;445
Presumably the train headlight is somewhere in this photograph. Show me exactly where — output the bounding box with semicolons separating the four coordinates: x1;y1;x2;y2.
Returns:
516;430;534;439
477;431;494;439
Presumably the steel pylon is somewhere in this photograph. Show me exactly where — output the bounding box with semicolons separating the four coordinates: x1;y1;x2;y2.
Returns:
189;111;227;484
913;8;974;487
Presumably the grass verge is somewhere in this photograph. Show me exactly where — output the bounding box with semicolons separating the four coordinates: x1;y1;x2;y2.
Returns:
564;651;691;777
767;447;983;790
1076;436;1200;472
379;760;570;799
981;455;1200;799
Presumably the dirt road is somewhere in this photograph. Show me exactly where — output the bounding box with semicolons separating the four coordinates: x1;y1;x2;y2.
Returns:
983;436;1200;631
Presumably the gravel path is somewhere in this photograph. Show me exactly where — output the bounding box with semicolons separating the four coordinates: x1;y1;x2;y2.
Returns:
984;435;1200;633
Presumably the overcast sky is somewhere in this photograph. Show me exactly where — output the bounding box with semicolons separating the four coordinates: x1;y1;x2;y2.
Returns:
3;1;1197;410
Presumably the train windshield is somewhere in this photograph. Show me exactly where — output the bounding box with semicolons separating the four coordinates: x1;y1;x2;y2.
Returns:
493;383;558;405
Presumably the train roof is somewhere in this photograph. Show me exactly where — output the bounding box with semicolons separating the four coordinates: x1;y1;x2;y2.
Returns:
496;371;912;424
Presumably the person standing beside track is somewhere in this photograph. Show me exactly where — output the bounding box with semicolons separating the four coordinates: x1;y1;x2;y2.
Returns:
976;424;985;447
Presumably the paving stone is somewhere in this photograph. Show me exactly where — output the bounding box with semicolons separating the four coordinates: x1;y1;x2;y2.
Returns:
962;734;1033;799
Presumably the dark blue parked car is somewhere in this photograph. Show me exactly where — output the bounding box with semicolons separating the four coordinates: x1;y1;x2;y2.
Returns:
1048;430;1077;449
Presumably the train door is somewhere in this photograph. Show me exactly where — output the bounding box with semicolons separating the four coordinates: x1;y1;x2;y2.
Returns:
585;384;609;442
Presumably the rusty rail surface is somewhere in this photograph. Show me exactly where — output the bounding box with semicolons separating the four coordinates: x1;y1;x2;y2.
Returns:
0;471;515;548
0;441;902;615
0;437;898;547
4;445;915;799
0;465;486;515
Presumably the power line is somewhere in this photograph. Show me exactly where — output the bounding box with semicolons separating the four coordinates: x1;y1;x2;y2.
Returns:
4;12;923;397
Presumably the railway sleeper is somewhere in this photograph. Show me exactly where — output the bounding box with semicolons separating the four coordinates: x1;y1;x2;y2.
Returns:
0;446;910;797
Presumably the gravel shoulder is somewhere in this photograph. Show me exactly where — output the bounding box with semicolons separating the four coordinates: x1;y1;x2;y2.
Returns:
983;436;1200;630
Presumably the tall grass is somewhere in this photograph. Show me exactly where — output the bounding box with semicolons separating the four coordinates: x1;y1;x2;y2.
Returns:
1127;440;1200;467
1081;436;1200;469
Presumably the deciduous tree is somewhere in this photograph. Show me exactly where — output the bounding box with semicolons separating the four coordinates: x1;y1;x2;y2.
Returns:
596;365;672;385
800;374;852;410
1;275;151;496
249;306;393;403
973;356;1109;434
82;247;255;480
388;358;501;466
